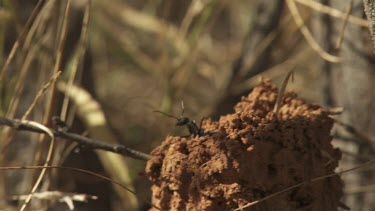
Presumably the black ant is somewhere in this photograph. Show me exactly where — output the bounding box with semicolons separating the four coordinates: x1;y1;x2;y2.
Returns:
154;101;207;137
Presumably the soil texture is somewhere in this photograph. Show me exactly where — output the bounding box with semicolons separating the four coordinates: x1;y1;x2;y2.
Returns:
146;82;343;211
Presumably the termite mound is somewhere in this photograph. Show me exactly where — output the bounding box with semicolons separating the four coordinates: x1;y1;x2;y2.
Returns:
146;82;343;211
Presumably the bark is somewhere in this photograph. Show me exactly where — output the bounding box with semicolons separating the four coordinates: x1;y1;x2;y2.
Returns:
363;0;375;48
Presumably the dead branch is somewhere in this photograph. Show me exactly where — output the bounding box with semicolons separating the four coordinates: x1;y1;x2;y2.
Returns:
363;0;375;48
11;191;98;210
0;117;151;161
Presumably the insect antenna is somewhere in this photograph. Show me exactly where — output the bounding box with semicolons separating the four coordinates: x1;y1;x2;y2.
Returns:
153;110;179;120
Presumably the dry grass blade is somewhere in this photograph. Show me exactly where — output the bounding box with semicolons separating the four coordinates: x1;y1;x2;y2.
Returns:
42;0;71;126
60;1;91;122
286;0;341;63
236;14;299;80
273;71;294;113
26;3;70;201
334;119;375;144
295;0;368;27
5;45;38;119
94;12;159;75
22;0;54;52
52;0;71;76
171;2;221;95
18;120;55;211
233;158;375;210
0;165;161;210
232;48;312;95
57;81;139;210
237;29;279;79
179;0;209;40
0;0;45;81
22;71;61;120
97;1;187;55
335;0;353;49
1;44;42;158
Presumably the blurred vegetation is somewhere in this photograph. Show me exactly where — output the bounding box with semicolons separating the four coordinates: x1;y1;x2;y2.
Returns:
0;0;374;210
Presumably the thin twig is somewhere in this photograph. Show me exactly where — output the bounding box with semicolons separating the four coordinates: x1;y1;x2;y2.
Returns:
19;120;55;211
12;191;97;201
286;0;341;63
335;0;353;49
43;0;71;127
0;117;152;161
334;119;375;144
53;0;70;76
15;67;60;211
22;71;61;120
295;0;368;27
5;44;39;119
0;0;45;81
0;165;161;210
12;191;97;210
27;4;72;206
60;1;91;122
233;158;375;210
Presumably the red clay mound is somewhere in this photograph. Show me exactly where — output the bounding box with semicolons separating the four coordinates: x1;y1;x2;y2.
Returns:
146;82;343;211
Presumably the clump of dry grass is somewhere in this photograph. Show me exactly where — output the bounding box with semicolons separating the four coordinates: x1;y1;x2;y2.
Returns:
0;0;374;210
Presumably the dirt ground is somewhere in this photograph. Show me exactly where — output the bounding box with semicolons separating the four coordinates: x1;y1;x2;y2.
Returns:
146;82;343;211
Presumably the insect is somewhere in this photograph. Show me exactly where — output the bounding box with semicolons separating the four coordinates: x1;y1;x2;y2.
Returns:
52;116;69;132
154;101;206;137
